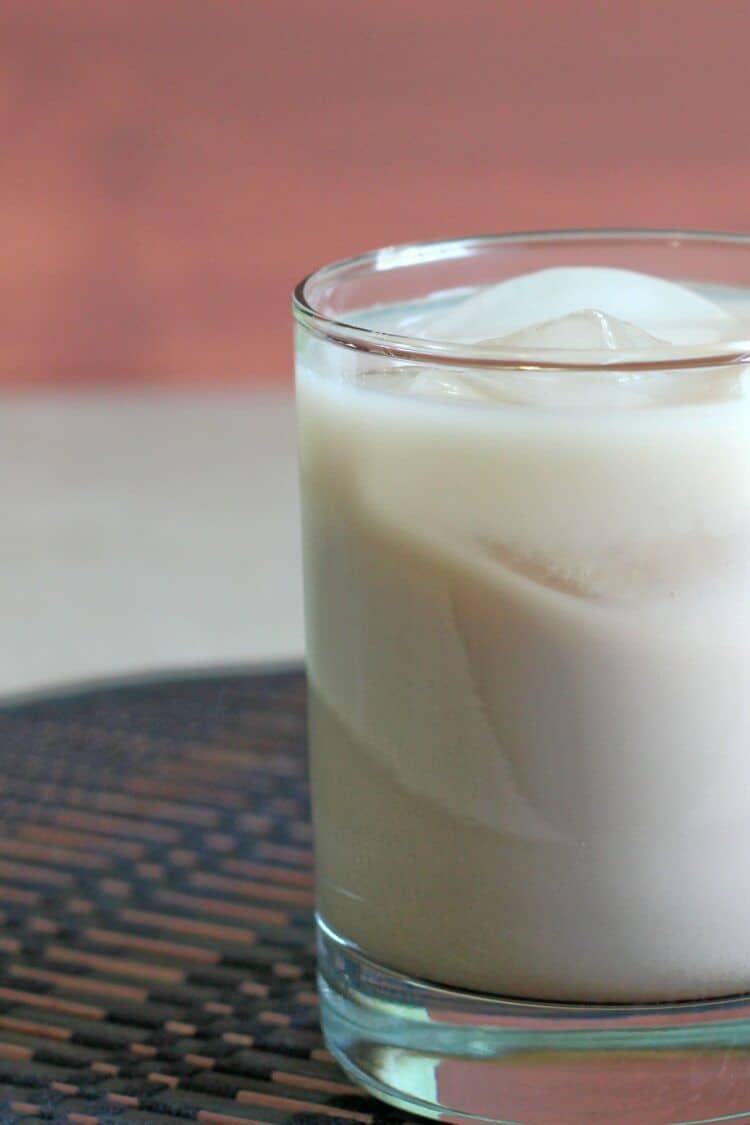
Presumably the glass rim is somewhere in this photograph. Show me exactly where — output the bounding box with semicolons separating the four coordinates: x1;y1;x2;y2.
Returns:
292;228;750;372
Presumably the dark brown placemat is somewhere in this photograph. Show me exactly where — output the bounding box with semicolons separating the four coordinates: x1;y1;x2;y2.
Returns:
0;668;405;1124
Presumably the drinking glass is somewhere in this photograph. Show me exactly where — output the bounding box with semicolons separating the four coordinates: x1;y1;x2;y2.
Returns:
293;231;750;1125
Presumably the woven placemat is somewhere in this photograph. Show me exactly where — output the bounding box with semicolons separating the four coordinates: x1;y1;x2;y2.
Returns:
0;668;404;1124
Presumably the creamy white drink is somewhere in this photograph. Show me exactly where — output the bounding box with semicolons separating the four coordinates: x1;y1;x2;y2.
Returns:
297;266;750;1003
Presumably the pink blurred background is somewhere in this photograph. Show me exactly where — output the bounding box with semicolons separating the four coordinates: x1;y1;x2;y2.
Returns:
1;0;748;385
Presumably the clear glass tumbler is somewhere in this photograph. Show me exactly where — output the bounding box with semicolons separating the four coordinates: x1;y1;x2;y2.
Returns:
293;231;750;1125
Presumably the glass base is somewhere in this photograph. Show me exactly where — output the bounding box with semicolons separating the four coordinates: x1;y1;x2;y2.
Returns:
318;917;750;1125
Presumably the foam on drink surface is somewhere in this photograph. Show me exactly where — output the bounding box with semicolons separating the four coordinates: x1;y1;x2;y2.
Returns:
298;266;750;1002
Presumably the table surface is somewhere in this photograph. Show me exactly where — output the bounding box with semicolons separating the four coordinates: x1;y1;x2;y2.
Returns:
0;392;303;699
0;666;402;1124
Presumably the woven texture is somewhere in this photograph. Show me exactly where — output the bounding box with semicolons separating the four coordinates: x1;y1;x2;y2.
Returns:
0;669;401;1124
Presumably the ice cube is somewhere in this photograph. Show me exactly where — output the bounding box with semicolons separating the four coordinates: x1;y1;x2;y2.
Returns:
418;266;734;347
475;529;747;601
480;308;664;353
356;366;491;400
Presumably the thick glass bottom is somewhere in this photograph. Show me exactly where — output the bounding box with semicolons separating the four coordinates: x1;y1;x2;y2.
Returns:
317;916;750;1125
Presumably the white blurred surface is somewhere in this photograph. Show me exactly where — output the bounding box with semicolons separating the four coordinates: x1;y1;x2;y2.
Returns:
0;392;303;696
